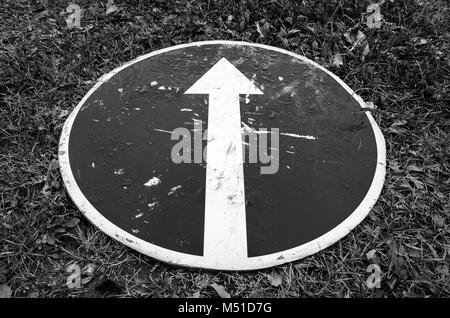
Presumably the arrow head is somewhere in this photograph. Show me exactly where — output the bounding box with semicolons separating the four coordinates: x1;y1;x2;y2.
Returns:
185;58;263;95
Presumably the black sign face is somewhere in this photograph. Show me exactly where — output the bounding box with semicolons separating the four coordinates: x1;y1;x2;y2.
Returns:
59;41;386;270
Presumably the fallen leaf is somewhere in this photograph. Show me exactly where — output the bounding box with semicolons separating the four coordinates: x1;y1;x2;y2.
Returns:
356;30;366;42
435;264;449;276
106;0;119;15
0;284;12;298
366;3;382;29
210;283;231;298
39;233;56;245
432;214;445;228
388;161;401;173
362;43;370;60
82;263;96;276
28;291;39;298
409;176;424;189
366;249;377;261
189;291;201;298
365;101;377;109
7;123;18;131
248;289;266;298
261;20;271;36
64;217;80;228
391;119;407;127
386;237;408;279
81;276;93;285
294;263;311;270
386;275;399;290
255;22;264;38
332;53;343;67
407;165;424;172
48;159;59;171
406;247;422;258
51;180;60;189
345;30;366;48
58;109;69;119
264;272;283;287
41;183;51;196
255;20;270;38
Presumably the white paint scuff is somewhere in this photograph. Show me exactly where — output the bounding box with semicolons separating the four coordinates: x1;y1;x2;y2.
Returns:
153;128;172;134
168;185;182;196
144;177;161;187
114;168;125;175
135;212;144;219
147;202;158;209
281;132;316;140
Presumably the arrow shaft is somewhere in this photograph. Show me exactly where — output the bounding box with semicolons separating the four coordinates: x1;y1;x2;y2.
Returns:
204;93;247;263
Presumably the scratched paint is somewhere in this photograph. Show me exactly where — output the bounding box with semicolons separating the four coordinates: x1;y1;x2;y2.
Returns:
144;177;161;187
63;42;383;263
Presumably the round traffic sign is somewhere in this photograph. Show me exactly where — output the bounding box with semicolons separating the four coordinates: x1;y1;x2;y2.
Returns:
59;41;386;270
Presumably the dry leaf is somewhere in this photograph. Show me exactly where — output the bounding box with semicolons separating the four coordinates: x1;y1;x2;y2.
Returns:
365;101;377;109
255;22;264;38
189;291;201;298
255;20;270;38
409;176;424;189
58;109;69;119
265;272;283;287
248;289;265;297
41;183;51;196
82;263;96;276
64;217;80;228
210;283;231;298
345;30;366;47
407;165;424;172
406;247;422;258
432;214;445;228
362;43;370;60
391;119;407;127
0;284;12;298
389;161;401;173
48;159;59;171
106;0;119;15
28;291;39;298
332;53;343;67
294;263;311;270
366;249;377;261
435;264;449;276
81;276;93;285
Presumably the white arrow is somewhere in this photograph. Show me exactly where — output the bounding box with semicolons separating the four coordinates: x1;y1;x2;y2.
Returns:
185;57;263;266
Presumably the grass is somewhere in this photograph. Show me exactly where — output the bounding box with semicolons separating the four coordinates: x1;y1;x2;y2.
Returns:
0;0;449;298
